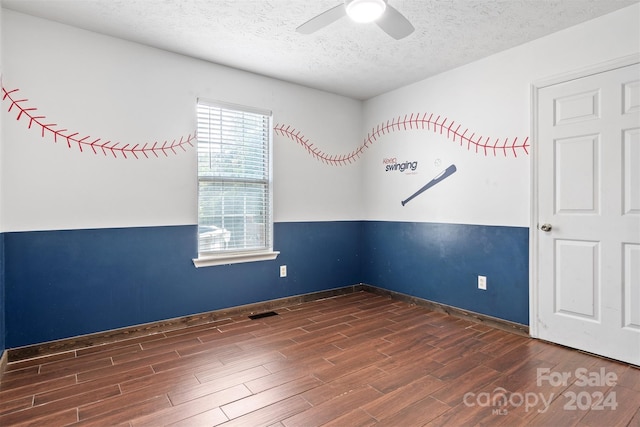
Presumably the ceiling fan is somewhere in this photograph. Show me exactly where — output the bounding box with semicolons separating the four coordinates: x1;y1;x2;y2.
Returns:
296;0;415;40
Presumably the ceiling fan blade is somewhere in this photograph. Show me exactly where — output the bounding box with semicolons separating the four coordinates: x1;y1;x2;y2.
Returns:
376;4;414;40
296;4;346;34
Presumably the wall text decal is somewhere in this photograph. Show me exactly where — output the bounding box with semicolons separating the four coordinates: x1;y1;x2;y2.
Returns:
2;84;195;159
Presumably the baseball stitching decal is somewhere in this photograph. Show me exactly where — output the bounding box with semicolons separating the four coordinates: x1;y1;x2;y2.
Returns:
3;80;529;164
2;83;196;159
276;113;529;166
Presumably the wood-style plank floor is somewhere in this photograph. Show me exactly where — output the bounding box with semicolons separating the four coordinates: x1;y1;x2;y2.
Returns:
1;291;639;426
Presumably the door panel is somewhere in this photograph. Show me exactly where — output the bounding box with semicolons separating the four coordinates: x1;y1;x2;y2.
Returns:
624;128;640;214
554;89;600;125
554;135;599;213
624;243;640;331
554;239;599;320
536;63;640;365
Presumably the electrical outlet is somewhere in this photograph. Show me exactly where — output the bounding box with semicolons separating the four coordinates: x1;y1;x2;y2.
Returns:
478;275;487;290
280;265;287;278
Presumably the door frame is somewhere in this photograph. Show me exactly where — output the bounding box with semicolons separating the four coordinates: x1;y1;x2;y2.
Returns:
529;53;640;338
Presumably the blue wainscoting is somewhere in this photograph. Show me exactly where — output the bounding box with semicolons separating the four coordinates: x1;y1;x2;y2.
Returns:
4;220;529;349
0;232;5;356
4;222;362;348
360;221;529;325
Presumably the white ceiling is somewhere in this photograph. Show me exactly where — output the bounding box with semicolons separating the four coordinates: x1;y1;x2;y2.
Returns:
2;0;638;100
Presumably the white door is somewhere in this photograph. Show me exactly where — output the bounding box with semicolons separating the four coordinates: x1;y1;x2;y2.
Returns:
535;62;640;365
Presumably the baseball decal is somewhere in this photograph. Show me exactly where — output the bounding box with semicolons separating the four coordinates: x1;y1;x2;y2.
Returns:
401;164;457;206
2;82;195;159
276;113;529;166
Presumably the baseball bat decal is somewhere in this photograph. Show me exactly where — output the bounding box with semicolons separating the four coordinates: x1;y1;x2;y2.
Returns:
401;164;457;206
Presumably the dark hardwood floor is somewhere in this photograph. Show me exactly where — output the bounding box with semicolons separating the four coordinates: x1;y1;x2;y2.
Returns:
0;291;638;426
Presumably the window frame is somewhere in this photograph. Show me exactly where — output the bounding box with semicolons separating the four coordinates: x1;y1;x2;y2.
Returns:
192;98;278;268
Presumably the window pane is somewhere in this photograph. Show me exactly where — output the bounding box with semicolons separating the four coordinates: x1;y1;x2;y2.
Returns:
198;181;269;253
197;100;272;256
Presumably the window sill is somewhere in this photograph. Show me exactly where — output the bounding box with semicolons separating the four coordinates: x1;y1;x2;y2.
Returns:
192;251;280;268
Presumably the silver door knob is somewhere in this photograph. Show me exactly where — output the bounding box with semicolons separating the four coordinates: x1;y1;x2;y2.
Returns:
540;223;552;232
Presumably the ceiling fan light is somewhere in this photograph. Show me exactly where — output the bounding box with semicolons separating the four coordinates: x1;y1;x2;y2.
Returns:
346;0;386;23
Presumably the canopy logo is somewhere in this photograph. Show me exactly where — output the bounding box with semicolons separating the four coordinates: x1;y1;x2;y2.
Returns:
383;157;418;173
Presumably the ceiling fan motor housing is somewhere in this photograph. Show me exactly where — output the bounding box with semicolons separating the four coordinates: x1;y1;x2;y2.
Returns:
345;0;388;23
297;0;413;40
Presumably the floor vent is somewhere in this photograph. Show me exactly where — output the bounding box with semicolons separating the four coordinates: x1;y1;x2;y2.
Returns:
248;311;278;320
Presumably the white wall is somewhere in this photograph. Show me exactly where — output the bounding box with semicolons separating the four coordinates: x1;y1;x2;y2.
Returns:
0;4;3;233
362;3;640;227
1;10;364;232
3;3;639;233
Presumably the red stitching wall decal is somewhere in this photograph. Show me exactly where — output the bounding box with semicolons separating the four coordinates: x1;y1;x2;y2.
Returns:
275;113;529;166
3;81;529;163
2;84;195;159
274;124;366;166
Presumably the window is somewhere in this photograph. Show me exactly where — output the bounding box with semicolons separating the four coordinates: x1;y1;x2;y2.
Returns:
193;99;278;267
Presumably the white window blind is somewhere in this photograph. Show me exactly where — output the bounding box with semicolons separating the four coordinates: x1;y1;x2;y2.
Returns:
196;99;273;259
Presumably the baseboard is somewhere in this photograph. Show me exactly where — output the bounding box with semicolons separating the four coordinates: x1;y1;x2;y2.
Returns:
361;284;529;336
7;282;528;363
0;350;8;381
7;284;365;363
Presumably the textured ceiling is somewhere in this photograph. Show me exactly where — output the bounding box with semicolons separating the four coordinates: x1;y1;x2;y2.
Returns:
2;0;638;100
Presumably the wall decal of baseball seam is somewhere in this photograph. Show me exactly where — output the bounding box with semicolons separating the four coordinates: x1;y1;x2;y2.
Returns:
2;84;195;159
275;113;529;166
